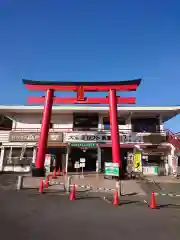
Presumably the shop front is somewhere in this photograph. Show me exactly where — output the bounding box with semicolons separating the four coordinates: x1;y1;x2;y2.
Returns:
141;146;169;176
64;132;144;174
1;131;64;173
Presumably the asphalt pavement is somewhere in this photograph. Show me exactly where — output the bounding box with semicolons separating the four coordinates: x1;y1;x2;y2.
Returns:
0;188;180;240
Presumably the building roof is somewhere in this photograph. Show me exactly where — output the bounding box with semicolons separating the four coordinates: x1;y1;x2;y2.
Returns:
0;105;179;122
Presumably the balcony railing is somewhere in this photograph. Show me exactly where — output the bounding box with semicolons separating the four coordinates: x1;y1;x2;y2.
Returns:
10;128;73;132
7;127;167;134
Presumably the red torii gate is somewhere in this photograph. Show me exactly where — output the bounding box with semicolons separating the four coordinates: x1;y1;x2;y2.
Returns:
23;79;141;176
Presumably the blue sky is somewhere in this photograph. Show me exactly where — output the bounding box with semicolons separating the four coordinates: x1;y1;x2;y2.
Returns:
0;0;180;131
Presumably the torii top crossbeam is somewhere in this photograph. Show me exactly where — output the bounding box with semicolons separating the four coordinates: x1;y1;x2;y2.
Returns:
23;79;141;105
22;79;141;91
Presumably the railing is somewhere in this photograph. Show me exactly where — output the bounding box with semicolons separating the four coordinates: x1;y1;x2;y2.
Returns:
166;129;180;150
0;130;11;142
10;128;73;132
8;127;168;133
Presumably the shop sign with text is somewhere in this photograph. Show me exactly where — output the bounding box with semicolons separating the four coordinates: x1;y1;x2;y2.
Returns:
9;132;63;142
64;132;144;143
70;143;97;148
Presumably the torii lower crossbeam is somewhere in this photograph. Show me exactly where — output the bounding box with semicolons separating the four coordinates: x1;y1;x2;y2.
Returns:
27;96;136;104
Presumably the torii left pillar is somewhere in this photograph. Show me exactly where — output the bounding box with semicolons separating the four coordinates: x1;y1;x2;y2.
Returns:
32;89;54;177
109;89;121;174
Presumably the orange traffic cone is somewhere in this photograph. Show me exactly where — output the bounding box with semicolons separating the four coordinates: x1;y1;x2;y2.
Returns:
52;168;57;179
70;184;76;201
57;167;61;176
113;190;119;206
44;175;49;188
150;192;157;209
39;179;44;193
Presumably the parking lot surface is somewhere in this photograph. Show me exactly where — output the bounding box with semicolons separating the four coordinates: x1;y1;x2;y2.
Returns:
0;188;180;240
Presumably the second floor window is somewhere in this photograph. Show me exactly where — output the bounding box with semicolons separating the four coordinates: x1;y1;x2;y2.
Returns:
0;115;13;130
73;114;98;131
131;118;160;132
103;117;126;130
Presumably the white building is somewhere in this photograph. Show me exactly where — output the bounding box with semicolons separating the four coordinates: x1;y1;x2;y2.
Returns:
0;105;179;176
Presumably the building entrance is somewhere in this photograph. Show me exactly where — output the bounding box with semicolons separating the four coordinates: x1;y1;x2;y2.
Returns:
69;148;97;172
46;147;66;172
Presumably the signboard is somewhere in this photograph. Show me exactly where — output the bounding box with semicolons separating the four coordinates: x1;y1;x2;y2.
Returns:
70;143;97;148
133;152;142;172
80;162;85;168
74;162;80;169
104;162;119;177
80;158;86;163
9;132;63;142
64;132;143;143
127;152;134;174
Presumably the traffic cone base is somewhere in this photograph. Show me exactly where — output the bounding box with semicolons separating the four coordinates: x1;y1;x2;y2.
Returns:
113;191;119;206
70;184;76;201
39;179;44;193
150;192;157;209
44;175;49;188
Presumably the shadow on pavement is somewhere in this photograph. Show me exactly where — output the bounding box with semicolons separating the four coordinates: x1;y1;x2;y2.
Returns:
157;204;180;209
75;196;102;200
122;192;138;196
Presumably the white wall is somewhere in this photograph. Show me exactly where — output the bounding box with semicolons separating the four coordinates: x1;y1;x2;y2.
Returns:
12;114;73;131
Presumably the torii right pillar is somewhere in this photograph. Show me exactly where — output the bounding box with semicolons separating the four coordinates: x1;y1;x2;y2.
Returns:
109;89;121;177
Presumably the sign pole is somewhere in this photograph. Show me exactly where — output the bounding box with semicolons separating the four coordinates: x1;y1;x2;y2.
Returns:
82;166;84;177
74;161;80;177
80;158;86;178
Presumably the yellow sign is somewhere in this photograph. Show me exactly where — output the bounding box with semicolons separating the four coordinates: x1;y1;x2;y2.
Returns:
133;152;141;170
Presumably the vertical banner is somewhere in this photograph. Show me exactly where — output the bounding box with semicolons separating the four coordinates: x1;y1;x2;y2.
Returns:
133;151;142;172
44;154;51;173
127;152;134;174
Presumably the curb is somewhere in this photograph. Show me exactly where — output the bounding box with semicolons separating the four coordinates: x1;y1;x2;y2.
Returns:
50;181;115;192
154;192;180;197
74;185;115;192
50;181;65;186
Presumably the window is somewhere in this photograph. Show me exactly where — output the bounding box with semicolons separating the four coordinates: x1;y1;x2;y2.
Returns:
3;148;12;165
3;147;33;166
103;117;126;130
103;117;110;130
73;114;98;131
0;115;13;130
131;118;160;133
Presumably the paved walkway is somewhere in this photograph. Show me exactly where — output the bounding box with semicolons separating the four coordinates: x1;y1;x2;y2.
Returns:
22;173;146;196
145;175;180;183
